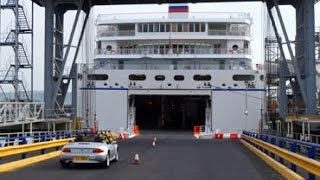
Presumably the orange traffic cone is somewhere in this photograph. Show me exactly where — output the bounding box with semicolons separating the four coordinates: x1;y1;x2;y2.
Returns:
133;153;140;165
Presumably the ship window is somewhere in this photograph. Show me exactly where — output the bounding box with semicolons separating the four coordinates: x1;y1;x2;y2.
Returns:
154;23;160;32
177;23;183;32
260;75;264;81
143;24;148;32
138;24;143;32
155;75;165;81
165;23;170;32
88;74;108;81
148;23;153;32
193;74;211;81
189;23;194;32
183;23;189;32
195;23;200;32
233;75;255;81
232;44;239;51
174;75;184;81
160;23;165;32
171;23;177;32
200;23;205;32
129;74;146;81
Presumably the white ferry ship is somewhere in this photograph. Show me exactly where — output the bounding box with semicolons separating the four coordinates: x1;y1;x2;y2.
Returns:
77;5;265;135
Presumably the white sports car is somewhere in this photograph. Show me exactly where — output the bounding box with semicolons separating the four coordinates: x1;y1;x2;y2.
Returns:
60;134;118;168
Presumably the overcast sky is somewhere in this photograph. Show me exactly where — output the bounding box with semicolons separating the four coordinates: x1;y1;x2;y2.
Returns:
0;2;320;91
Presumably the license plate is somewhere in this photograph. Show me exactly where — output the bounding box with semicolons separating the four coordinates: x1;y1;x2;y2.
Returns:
73;156;89;161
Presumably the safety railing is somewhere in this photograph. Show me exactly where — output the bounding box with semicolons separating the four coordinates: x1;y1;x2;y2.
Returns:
262;129;320;145
97;30;135;37
0;138;74;173
208;30;250;36
242;131;320;180
0;102;44;127
0;130;78;148
95;47;251;56
0;138;74;161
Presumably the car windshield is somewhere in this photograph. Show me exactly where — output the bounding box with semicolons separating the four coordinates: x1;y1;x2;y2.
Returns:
75;134;101;142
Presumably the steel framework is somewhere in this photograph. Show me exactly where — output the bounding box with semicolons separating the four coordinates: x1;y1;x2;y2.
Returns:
29;0;317;118
0;0;33;102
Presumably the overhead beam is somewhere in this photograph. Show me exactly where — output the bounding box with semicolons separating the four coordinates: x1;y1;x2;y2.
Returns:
32;0;294;8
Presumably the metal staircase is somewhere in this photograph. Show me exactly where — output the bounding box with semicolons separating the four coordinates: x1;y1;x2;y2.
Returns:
0;0;32;102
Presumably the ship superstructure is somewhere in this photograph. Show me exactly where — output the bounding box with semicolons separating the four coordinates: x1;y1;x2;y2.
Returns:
78;6;265;134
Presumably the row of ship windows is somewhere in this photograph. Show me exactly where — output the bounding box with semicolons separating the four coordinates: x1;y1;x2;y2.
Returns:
137;23;206;33
87;74;256;81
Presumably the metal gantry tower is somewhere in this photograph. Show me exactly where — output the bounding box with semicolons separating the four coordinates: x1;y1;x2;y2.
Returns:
266;0;317;116
0;0;32;102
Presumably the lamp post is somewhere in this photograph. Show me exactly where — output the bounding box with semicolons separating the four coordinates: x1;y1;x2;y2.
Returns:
244;87;248;130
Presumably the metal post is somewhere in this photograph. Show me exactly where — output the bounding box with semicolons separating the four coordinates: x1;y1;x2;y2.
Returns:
290;121;293;138
307;121;310;141
14;0;19;102
302;121;305;140
30;122;32;133
279;60;288;116
44;0;55;117
297;0;316;115
31;1;34;101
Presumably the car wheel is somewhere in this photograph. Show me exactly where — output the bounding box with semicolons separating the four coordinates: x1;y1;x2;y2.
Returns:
113;149;119;162
60;161;69;168
103;154;110;168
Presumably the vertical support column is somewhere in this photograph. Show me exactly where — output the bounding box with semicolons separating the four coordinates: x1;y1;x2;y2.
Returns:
53;6;65;111
71;63;77;118
205;98;211;133
279;60;288;116
54;6;64;88
14;0;19;102
296;0;316;115
44;0;55;117
128;96;135;131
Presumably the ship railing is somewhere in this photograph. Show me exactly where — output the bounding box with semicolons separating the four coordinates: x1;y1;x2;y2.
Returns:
95;47;251;56
96;12;251;23
91;61;252;70
208;29;250;36
97;30;135;37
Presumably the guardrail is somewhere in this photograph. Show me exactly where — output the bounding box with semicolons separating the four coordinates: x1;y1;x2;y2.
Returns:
0;130;77;148
0;138;74;161
0;138;74;173
242;131;320;180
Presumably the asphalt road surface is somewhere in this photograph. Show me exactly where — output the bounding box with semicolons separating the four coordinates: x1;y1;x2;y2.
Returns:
0;131;283;180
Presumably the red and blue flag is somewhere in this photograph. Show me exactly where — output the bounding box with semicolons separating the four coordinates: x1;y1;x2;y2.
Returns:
168;5;189;13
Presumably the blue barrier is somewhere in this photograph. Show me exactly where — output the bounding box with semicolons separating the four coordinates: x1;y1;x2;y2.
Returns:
243;131;320;179
0;131;77;148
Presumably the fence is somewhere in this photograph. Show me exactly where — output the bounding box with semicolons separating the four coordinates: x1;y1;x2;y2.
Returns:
243;131;320;180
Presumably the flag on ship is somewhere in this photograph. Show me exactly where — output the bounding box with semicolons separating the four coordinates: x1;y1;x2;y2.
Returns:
168;5;189;13
168;4;189;18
